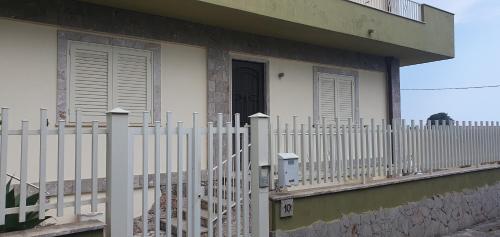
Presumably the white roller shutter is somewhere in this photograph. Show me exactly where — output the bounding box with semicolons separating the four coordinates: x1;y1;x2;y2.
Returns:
335;76;355;123
112;47;152;122
317;72;355;124
69;42;112;122
318;73;336;124
68;41;152;123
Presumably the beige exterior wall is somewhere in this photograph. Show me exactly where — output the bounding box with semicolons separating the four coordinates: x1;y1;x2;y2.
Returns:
0;18;387;218
358;69;388;122
244;54;388;126
0;19;58;128
0;18;387;176
267;57;314;125
162;42;207;125
0;18;207;179
0;19;59;181
0;19;207;219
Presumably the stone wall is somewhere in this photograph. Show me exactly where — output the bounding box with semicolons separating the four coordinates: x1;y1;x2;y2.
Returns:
273;182;500;237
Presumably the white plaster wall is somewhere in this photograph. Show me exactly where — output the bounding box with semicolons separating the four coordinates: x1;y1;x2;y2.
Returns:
162;42;207;124
0;18;387;222
159;42;208;171
0;19;60;182
0;19;58;128
358;69;388;122
264;55;388;126
0;19;206;220
0;19;208;177
268;57;314;125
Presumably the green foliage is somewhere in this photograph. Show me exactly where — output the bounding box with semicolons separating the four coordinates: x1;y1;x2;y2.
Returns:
0;179;50;233
427;112;454;125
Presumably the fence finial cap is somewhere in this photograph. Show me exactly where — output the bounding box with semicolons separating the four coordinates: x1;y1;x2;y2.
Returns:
107;108;129;114
249;112;269;118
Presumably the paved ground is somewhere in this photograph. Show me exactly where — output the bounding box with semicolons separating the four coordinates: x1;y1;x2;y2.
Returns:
447;218;500;237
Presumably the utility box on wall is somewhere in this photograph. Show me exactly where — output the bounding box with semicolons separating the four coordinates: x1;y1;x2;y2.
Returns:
278;153;299;187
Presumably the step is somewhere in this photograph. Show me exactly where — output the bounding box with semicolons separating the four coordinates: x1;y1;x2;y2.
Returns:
169;194;236;228
160;217;208;237
201;195;233;211
171;197;213;228
205;193;244;210
180;197;233;224
179;205;210;227
175;195;231;213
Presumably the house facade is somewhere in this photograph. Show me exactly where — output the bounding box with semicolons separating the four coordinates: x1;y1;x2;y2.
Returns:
0;1;462;235
0;0;454;128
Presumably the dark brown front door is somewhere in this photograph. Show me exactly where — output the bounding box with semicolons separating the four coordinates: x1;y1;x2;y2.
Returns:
232;60;266;126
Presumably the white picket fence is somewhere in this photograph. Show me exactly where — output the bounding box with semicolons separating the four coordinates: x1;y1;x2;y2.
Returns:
270;116;500;190
0;108;107;225
0;108;256;237
3;107;500;236
348;0;423;22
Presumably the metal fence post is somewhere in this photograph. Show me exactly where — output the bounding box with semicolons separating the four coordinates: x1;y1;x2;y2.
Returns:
106;108;132;237
250;113;270;237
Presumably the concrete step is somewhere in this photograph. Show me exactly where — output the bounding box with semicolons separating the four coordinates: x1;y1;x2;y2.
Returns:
168;193;236;229
201;196;231;211
179;202;210;227
160;217;208;237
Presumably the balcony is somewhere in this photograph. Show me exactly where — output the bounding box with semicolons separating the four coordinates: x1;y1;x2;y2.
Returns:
348;0;423;22
81;0;454;66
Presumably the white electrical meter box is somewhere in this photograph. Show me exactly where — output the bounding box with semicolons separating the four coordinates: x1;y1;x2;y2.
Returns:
278;153;299;187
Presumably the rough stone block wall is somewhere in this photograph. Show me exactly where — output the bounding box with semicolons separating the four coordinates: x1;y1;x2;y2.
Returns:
274;182;500;237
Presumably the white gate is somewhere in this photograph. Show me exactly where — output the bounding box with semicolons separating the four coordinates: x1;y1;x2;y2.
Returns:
114;110;256;236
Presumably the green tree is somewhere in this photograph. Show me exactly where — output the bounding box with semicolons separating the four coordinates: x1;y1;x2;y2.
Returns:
427;112;454;125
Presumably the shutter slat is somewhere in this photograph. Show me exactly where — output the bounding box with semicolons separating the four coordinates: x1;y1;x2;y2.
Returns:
318;74;336;124
116;77;149;84
75;71;108;76
75;65;108;71
116;62;148;68
336;77;354;123
73;74;109;79
75;59;108;65
116;70;147;75
75;84;108;90
117;84;146;89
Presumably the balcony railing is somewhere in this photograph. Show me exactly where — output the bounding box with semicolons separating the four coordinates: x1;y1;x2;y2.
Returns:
348;0;423;22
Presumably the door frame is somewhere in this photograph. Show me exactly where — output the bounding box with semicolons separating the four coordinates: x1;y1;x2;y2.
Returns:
229;53;270;119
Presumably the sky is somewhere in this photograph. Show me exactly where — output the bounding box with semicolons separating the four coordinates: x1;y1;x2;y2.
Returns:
401;0;500;122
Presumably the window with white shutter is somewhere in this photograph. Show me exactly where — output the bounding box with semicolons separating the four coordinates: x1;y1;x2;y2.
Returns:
68;41;152;123
112;47;152;122
315;69;357;125
318;73;336;124
335;75;355;123
69;42;112;122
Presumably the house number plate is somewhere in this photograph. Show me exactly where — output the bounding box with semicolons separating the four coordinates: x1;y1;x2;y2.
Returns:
280;198;294;218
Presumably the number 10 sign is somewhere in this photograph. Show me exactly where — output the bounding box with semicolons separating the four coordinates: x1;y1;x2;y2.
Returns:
280;199;294;218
